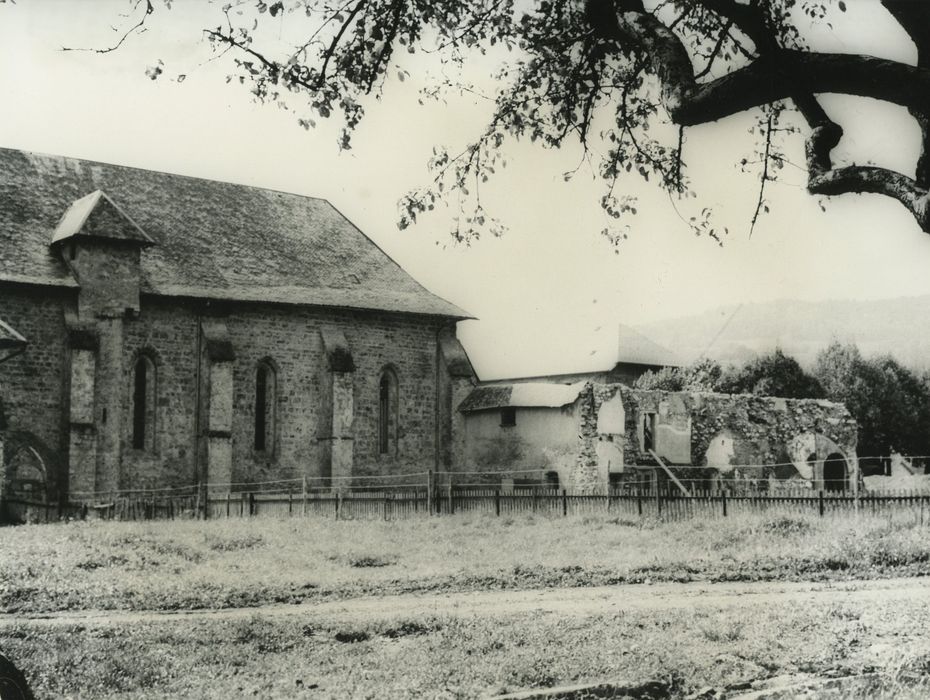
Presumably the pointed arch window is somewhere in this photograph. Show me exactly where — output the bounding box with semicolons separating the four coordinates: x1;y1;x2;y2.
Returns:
131;354;156;451
378;368;398;455
254;360;277;454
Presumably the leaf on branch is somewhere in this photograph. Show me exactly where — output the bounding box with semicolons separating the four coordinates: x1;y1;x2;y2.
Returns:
144;60;164;80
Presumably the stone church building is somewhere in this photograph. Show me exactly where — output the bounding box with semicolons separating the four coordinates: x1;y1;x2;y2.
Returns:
0;148;475;501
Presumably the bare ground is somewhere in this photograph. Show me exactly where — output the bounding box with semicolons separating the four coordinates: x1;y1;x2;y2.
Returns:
3;575;928;629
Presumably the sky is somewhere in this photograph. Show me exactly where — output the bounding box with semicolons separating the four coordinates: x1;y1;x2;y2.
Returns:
1;0;929;379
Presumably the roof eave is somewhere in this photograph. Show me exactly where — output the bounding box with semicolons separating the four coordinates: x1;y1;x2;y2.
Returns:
137;288;475;320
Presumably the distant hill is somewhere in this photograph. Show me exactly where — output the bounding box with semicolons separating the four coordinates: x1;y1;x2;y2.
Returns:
636;296;930;371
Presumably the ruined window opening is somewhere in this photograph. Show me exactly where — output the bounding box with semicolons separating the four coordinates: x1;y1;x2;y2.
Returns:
254;361;276;454
500;407;516;427
823;453;847;492
131;354;156;451
609;472;624;491
545;471;560;490
378;368;398;455
642;412;657;452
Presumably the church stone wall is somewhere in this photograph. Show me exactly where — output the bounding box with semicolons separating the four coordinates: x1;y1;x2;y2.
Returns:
0;283;460;499
0;285;71;496
225;304;445;486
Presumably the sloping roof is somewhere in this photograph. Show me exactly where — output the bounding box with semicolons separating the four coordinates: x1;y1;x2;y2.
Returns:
479;324;680;383
0;148;468;319
616;324;681;367
459;382;586;412
52;190;154;246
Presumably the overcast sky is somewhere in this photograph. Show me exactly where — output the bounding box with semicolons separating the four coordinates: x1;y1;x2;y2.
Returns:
2;0;929;379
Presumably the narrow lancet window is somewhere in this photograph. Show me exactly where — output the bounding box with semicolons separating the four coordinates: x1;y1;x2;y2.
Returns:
132;354;156;451
254;361;276;453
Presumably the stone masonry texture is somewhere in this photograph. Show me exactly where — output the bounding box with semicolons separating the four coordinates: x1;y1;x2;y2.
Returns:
0;148;482;502
0;283;473;498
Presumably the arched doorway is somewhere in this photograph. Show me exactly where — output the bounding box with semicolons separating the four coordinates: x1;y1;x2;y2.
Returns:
3;444;47;500
1;431;60;502
823;453;847;492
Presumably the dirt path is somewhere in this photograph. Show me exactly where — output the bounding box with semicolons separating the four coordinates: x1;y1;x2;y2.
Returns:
2;576;929;628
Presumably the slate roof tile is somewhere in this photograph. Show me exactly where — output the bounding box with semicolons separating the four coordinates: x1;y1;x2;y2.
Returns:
0;148;469;319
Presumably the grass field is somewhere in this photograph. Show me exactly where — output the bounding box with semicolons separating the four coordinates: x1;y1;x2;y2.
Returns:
1;511;929;614
4;585;930;698
2;511;930;698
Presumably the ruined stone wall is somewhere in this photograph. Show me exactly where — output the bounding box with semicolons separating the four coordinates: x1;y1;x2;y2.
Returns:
574;384;858;492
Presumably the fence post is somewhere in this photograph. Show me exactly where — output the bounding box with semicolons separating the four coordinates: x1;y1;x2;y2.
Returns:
495;488;501;517
302;476;308;516
288;488;293;516
427;470;433;515
562;488;568;517
637;491;643;517
721;489;727;518
335;491;341;520
448;484;454;515
195;482;202;520
819;490;825;517
249;492;256;517
532;488;538;513
383;493;388;521
226;491;231;518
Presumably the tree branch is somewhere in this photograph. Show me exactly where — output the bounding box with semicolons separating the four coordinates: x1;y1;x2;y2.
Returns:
62;0;153;54
806;119;930;229
316;0;366;89
749;109;773;238
879;0;930;188
590;3;930;125
584;0;930;231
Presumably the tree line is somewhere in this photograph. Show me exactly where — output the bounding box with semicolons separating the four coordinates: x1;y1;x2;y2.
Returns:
634;343;930;463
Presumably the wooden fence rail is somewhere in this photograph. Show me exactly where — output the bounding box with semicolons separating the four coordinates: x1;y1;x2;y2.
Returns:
4;487;930;525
